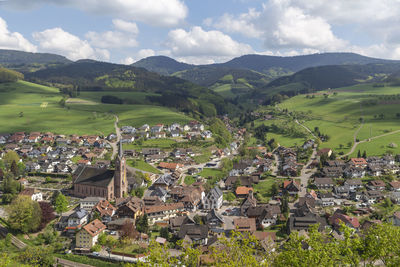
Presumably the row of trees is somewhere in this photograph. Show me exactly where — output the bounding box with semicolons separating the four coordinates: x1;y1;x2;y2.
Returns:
129;223;400;267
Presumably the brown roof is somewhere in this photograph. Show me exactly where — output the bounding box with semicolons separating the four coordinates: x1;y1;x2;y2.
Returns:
351;158;367;165
389;181;400;189
234;217;256;232
159;162;183;170
145;203;184;214
94;199;116;217
235;186;253;196
82;219;106;237
19;188;36;196
253;231;276;241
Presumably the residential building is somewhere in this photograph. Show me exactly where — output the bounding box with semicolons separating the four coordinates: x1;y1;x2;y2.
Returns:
75;219;106;249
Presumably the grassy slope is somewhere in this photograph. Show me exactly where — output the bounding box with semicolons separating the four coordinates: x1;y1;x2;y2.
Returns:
276;84;400;155
0;81;193;135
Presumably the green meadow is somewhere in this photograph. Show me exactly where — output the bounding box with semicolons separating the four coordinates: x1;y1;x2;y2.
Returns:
0;81;193;135
274;84;400;156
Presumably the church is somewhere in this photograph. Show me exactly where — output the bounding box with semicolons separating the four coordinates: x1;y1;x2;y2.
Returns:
72;142;128;200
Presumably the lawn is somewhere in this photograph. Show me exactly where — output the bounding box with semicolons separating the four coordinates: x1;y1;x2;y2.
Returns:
274;84;400;156
0;80;193;135
127;159;161;174
123;139;178;150
184;175;196;185
253;179;277;202
198;168;224;178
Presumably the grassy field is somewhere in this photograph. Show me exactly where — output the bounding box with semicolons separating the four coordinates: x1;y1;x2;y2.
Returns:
198;168;224;178
123;139;178;150
253;179;277;202
275;84;400;155
184;175;196;185
0;81;193;135
127;159;161;174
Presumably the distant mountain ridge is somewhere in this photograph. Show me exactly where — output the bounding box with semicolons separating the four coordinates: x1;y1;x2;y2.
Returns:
133;56;193;76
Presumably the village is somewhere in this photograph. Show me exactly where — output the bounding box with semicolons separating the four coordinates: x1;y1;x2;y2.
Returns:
1;117;400;264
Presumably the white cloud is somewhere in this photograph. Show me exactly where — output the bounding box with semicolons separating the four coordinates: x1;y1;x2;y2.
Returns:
33;28;109;61
121;57;135;65
165;26;253;63
86;31;138;49
5;0;187;27
0;17;36;52
121;49;156;65
112;19;139;34
213;8;263;38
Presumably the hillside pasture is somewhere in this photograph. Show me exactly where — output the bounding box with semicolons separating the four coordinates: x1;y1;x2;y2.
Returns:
276;84;400;155
0;81;193;135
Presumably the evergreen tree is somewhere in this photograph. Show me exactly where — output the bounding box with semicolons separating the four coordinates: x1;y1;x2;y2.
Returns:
357;149;361;158
362;150;367;158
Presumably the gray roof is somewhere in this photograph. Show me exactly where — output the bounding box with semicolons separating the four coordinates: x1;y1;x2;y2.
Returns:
208;186;223;199
69;209;88;219
73;166;114;188
81;197;105;203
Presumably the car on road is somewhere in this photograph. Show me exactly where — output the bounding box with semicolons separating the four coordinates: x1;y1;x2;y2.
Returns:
92;252;100;256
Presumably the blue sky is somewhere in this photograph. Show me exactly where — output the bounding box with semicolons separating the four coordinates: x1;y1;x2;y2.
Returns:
0;0;399;64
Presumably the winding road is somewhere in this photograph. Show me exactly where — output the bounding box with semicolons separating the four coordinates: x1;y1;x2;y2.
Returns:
107;115;121;159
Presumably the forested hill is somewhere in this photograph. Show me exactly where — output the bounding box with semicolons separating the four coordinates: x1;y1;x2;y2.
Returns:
218;52;399;74
26;60;236;116
132;56;193;76
0;49;71;73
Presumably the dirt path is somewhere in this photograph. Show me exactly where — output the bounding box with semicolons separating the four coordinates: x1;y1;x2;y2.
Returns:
107;115;121;159
341;128;400;158
294;119;318;139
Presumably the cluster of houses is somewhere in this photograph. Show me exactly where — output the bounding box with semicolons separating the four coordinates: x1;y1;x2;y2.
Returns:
321;155;399;179
119;121;212;143
276;147;301;177
0;132;110;175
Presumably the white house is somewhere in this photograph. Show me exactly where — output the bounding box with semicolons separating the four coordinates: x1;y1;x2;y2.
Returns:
68;209;89;227
202;186;223;210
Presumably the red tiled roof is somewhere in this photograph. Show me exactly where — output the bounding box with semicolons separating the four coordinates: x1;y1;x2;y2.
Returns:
235;186;253;195
82;219;106;237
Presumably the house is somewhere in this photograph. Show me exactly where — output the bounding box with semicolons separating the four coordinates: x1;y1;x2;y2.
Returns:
142;148;161;156
151;125;163;134
93;199;116;222
319;192;335;206
205;209;224;228
177;224;209;245
169;185;204;211
389;181;400;191
390;192;400;203
224;176;259;190
152;174;175;190
143;196;163;206
235;186;254;198
171;130;181;138
302;139;315;149
169;216;195;234
240;191;257;216
343;167;365;178
154;132;166;139
363;190;383;204
80;197;105;211
201;131;212;139
350;158;368;168
314;177;334;189
368;180;386;191
317;148;332;157
150;187;168;202
329;210;360;231
75;219;106;249
344;179;363;192
68;209;89;227
202;186;223;210
145;203;185;224
368;165;383;176
233;218;256;233
116;197;145;220
19;188;43;201
383;155;395;165
121;135;135;143
283;180;300;195
322;167;343;178
287;212;327;234
158;162;183;172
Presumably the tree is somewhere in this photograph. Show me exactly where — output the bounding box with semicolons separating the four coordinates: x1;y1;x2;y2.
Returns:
339;144;343;149
38;202;56;230
18;246;54;267
223;192;236;203
347;141;352;148
120;221;137;239
10;161;18;177
270;183;279;196
362;150;367;158
136;214;149;234
357;150;361;158
3;151;19;169
54;193;68;214
160;227;170;240
7;195;41;233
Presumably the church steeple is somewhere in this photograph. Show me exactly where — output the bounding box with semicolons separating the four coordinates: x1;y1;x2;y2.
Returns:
114;141;127;198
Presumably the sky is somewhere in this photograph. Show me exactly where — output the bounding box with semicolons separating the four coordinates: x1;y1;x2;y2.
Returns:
1;0;400;65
